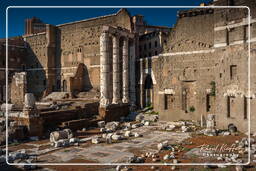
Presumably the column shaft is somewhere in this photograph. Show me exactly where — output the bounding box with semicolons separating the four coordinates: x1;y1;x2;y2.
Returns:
112;35;121;104
100;31;111;107
122;38;129;103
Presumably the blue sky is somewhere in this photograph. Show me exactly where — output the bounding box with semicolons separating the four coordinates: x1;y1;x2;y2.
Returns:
1;0;212;38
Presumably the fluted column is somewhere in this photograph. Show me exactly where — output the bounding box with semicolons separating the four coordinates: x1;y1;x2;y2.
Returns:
112;35;121;104
122;38;129;103
100;31;111;107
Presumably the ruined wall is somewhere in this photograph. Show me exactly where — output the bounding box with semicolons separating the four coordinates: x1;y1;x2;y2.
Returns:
10;72;27;106
151;3;256;132
23;33;48;98
23;24;57;98
165;8;214;52
0;37;26;103
56;9;132;92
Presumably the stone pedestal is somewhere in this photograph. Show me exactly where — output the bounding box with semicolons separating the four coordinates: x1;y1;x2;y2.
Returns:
204;114;217;136
23;108;44;137
99;104;129;122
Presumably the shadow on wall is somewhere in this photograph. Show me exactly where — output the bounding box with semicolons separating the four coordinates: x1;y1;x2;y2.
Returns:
70;63;93;95
25;43;46;100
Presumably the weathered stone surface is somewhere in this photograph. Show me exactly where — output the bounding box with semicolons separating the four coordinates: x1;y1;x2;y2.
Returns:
91;137;102;144
98;121;105;128
50;129;73;143
24;93;36;109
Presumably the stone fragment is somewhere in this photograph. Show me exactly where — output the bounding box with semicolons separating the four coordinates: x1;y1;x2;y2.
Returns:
50;129;73;143
134;132;142;137
228;123;238;133
82;128;86;131
69;138;79;144
144;121;150;126
165;124;176;131
157;140;168;151
100;128;106;133
163;154;170;160
124;131;132;137
24;93;36;109
223;131;231;136
181;126;190;132
105;121;120;131
91;137;101;144
98;121;105;128
112;134;123;140
135;113;144;121
131;123;142;129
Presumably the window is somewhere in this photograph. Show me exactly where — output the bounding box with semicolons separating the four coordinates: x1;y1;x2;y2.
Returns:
206;94;211;112
139;46;142;52
227;96;234;118
182;88;187;112
230;65;237;80
149;42;151;49
164;94;174;110
244;96;247;119
155;41;158;47
227;96;231;118
164;94;168;110
43;79;46;86
144;44;147;50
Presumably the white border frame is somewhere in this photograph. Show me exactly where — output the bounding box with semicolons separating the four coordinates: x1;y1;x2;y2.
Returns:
5;5;251;166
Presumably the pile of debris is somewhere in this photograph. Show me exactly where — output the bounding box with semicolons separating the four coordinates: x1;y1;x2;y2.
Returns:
160;120;199;133
91;121;144;144
50;129;79;147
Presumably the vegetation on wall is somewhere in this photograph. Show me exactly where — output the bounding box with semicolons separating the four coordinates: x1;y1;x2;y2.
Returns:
189;106;196;112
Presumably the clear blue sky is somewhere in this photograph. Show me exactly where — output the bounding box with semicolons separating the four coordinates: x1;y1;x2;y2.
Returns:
1;0;212;38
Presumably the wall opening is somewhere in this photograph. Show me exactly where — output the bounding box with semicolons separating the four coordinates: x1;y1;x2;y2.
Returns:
230;65;237;80
244;96;247;119
144;74;153;107
62;80;67;92
164;94;174;110
182;88;188;112
206;94;211;112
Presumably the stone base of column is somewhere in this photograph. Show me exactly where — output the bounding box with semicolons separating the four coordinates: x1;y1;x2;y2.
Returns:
99;103;129;122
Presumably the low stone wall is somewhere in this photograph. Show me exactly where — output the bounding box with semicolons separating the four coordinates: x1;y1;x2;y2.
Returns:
99;103;129;122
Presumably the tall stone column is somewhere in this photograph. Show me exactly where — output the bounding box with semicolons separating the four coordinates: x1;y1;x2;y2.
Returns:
112;35;121;104
100;31;111;107
129;40;136;107
122;37;129;103
140;59;145;108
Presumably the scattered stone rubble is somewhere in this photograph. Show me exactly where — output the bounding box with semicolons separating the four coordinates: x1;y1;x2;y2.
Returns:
50;129;76;147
